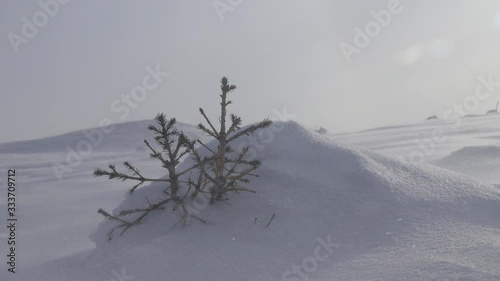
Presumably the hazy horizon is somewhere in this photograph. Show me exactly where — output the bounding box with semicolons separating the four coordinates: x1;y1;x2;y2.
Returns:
2;0;500;143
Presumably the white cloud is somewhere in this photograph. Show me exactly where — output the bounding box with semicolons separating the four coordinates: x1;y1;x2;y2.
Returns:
393;38;454;65
392;44;425;65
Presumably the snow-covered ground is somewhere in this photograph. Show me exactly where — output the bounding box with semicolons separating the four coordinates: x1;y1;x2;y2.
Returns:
0;116;499;281
335;113;500;184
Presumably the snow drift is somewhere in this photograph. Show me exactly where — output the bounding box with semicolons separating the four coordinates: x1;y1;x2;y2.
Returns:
336;114;500;185
13;121;500;281
435;146;500;184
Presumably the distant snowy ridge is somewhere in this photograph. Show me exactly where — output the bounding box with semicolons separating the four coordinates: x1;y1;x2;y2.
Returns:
0;119;204;154
335;114;500;183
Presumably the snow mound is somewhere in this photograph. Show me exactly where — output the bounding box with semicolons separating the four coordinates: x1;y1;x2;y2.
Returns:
438;145;500;159
0;120;204;154
436;146;500;163
435;146;500;184
32;121;500;281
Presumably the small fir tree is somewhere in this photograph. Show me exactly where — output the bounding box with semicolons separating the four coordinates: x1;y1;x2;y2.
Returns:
194;77;272;203
93;77;271;239
94;114;204;239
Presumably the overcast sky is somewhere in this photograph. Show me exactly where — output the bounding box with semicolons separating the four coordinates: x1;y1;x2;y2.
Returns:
1;0;500;143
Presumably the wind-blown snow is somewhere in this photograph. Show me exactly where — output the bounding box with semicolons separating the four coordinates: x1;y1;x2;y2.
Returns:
5;121;499;281
435;146;500;184
336;114;500;184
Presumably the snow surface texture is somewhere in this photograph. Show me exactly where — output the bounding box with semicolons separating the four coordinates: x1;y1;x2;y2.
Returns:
1;120;500;281
336;114;500;184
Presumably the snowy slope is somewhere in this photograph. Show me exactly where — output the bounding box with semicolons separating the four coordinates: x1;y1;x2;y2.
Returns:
335;114;500;184
0;120;206;271
6;121;500;281
0;119;205;154
435;146;500;184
